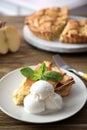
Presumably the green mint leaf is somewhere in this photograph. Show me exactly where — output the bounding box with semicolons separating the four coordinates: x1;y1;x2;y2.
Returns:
32;62;46;80
38;62;46;75
20;67;34;79
20;62;46;80
20;63;62;81
32;70;42;80
42;71;62;81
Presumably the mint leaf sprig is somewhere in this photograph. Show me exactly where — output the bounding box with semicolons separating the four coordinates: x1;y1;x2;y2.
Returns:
20;62;62;81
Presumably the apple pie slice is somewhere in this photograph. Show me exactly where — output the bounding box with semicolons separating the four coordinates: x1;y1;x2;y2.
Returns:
25;7;68;41
13;61;74;105
60;19;87;43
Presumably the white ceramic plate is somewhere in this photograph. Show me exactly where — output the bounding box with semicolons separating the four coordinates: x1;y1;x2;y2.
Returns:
0;66;87;123
23;16;87;53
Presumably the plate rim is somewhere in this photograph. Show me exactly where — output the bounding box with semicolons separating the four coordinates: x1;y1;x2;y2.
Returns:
23;15;87;53
0;66;87;123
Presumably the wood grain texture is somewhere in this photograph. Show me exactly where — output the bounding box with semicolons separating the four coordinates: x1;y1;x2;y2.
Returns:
0;16;87;130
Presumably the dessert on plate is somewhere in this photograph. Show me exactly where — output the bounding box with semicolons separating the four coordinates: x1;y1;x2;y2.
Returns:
25;7;68;41
13;61;74;105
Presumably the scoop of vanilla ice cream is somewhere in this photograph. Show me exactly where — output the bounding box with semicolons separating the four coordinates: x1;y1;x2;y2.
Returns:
24;80;63;114
24;94;45;113
45;93;63;110
30;80;54;100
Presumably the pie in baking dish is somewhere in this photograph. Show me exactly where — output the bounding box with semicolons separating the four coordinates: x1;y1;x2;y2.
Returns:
25;7;68;41
13;61;74;105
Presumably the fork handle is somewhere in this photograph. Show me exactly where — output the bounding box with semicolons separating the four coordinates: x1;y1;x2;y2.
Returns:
68;68;87;81
78;72;87;80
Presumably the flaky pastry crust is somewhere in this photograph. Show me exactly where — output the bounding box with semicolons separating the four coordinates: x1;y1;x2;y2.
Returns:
25;7;68;41
60;20;87;43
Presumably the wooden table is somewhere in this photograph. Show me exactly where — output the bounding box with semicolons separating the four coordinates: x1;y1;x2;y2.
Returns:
0;16;87;130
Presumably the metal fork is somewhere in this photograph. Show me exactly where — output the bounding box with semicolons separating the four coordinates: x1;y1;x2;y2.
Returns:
53;54;87;81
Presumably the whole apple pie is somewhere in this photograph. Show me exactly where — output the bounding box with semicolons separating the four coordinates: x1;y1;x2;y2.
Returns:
25;7;87;44
25;7;68;41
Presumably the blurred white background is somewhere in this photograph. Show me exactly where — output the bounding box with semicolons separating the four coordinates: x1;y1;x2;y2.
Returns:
0;0;87;16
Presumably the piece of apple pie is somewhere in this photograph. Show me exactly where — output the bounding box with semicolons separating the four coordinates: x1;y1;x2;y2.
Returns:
13;61;74;105
25;7;68;41
60;19;87;43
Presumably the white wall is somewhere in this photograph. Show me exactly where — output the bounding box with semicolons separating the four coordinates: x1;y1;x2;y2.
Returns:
0;0;34;15
0;0;87;16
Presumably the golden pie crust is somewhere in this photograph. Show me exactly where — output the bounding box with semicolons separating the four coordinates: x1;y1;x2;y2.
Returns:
13;61;74;105
25;7;87;44
25;7;68;41
60;20;87;43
